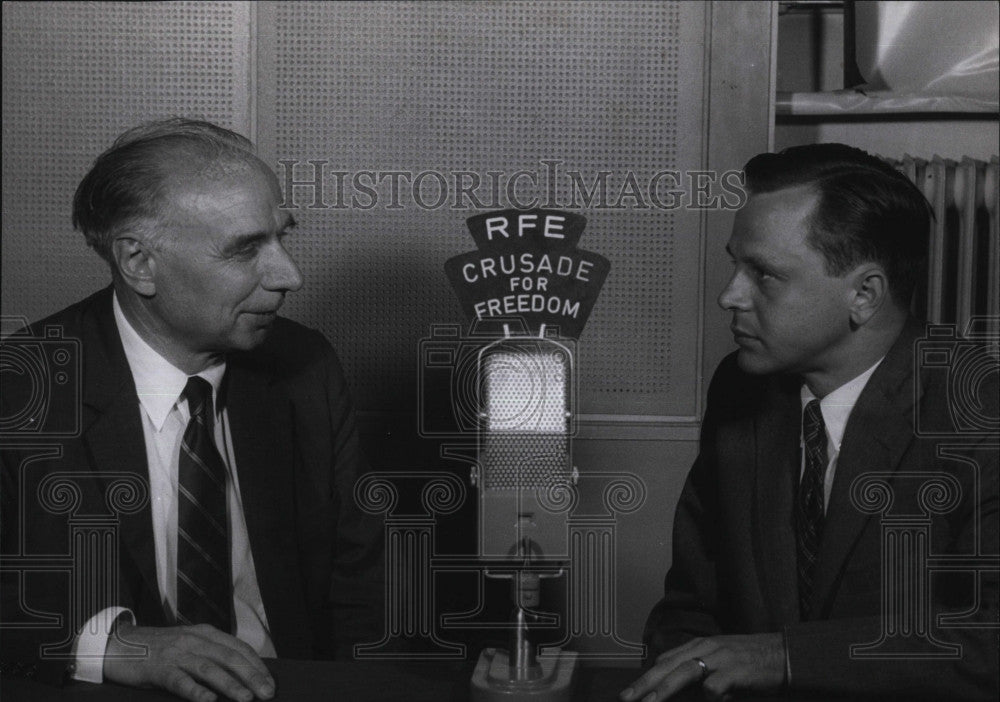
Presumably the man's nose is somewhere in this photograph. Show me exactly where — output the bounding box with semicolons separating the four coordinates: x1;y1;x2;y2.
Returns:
718;270;749;311
262;241;304;292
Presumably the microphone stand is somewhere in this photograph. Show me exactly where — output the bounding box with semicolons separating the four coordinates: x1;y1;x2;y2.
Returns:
509;569;543;682
470;550;578;702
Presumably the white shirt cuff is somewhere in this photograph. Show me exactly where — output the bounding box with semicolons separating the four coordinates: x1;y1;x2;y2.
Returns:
71;607;134;683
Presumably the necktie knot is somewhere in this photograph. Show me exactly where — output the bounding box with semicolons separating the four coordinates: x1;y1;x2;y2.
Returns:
802;399;825;445
183;376;214;428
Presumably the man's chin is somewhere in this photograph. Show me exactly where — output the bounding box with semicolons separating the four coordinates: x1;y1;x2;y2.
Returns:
230;322;275;350
735;348;776;376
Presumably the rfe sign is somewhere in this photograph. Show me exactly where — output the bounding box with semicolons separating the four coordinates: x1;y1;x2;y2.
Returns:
445;209;610;339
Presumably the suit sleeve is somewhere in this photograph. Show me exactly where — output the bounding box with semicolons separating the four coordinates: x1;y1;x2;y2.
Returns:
0;375;73;685
0;450;87;686
316;334;385;660
642;359;730;661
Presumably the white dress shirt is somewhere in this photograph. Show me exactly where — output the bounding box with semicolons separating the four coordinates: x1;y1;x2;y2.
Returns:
72;294;275;682
799;358;884;513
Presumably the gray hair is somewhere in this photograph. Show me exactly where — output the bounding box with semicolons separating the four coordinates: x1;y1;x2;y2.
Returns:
72;118;260;262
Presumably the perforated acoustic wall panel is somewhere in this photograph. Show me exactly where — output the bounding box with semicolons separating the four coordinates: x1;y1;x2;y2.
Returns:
1;2;251;323
261;1;707;417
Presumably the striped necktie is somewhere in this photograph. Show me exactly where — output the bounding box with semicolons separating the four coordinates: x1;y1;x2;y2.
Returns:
176;376;233;632
796;399;827;620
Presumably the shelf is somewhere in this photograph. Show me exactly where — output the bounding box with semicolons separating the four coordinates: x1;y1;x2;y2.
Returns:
776;91;999;117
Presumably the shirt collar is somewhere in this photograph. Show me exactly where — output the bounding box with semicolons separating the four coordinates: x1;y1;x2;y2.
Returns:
800;357;884;453
113;292;226;432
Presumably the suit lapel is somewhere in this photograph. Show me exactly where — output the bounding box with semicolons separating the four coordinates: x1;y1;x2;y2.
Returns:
753;374;803;627
809;321;923;616
225;357;311;657
78;288;161;617
80;289;311;650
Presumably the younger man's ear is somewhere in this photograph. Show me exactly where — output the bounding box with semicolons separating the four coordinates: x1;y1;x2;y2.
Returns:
112;237;157;296
848;264;889;327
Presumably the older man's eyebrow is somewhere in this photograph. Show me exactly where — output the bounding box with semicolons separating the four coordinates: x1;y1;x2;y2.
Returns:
222;215;298;255
223;232;269;254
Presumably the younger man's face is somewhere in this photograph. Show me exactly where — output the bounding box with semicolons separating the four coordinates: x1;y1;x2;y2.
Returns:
718;184;858;379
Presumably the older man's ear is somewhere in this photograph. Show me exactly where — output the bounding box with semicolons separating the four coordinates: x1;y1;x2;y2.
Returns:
112;236;157;296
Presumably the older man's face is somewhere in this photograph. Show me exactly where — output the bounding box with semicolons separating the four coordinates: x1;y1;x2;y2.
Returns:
146;163;302;359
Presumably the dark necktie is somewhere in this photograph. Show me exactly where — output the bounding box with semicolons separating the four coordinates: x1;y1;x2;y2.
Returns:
176;376;233;633
796;399;827;620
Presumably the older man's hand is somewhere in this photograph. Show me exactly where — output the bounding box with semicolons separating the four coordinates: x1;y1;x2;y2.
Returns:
620;633;786;702
103;622;275;702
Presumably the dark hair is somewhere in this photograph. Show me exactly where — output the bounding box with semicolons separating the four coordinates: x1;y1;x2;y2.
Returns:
72;118;258;263
743;143;931;308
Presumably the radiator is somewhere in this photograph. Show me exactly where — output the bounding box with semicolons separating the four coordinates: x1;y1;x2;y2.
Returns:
889;156;1000;329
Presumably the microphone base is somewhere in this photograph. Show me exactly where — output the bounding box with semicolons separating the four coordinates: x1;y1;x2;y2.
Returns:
470;647;578;702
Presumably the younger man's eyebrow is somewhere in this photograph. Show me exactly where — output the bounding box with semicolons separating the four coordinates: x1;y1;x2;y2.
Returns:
725;243;784;273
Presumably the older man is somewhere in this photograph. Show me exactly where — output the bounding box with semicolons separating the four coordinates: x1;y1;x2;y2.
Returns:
1;119;383;701
624;145;997;701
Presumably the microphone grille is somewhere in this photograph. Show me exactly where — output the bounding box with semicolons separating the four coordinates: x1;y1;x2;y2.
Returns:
482;434;570;489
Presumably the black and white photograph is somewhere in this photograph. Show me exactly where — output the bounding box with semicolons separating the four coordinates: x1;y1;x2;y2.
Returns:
2;2;997;701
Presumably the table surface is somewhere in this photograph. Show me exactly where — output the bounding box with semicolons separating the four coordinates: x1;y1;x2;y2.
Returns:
1;658;644;702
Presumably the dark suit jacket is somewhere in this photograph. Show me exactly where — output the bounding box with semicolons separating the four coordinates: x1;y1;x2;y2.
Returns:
644;321;998;700
1;287;384;684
